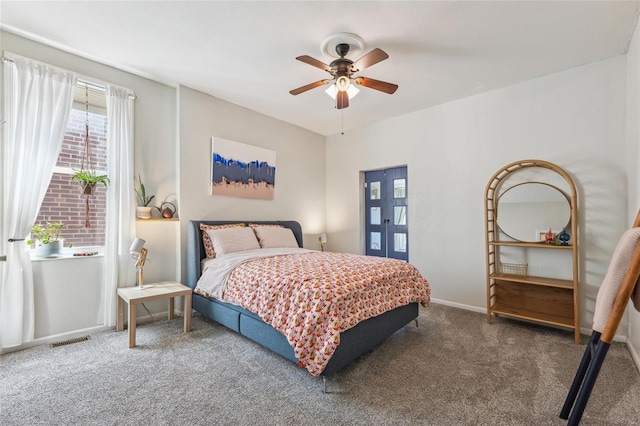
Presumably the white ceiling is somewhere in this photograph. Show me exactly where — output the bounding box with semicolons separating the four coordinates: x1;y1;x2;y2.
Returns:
1;1;638;136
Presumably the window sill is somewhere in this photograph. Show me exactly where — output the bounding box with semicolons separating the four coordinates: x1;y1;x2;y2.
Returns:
29;248;104;261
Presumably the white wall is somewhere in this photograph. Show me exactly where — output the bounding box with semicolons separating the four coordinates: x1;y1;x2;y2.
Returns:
32;256;104;339
626;19;640;368
177;85;326;283
326;56;628;331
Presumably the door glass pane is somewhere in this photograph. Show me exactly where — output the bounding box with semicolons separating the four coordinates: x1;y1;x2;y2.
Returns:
370;207;381;225
394;233;407;252
394;206;406;225
394;179;406;198
370;181;381;200
371;232;381;250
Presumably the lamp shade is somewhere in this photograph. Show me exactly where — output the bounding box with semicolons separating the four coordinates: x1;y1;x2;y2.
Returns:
320;233;327;243
129;237;146;255
325;84;359;100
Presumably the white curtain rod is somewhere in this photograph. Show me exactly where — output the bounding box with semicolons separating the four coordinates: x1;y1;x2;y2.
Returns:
2;55;137;100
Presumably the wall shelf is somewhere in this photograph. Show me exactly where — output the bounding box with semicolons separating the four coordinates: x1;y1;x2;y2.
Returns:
490;241;573;249
490;273;574;289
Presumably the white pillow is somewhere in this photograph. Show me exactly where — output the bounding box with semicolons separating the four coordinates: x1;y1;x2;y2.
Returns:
206;226;260;256
253;226;299;249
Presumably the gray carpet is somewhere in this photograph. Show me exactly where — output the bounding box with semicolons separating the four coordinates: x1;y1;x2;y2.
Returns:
1;304;639;425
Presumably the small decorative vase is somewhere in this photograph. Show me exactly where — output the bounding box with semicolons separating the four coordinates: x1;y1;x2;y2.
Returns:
557;227;570;246
136;206;152;219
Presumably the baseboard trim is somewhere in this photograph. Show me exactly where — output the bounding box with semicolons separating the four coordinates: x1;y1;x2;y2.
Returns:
429;298;486;314
629;339;640;373
0;308;186;355
0;325;110;354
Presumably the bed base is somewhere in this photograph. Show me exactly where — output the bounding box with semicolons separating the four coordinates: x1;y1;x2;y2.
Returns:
187;220;420;382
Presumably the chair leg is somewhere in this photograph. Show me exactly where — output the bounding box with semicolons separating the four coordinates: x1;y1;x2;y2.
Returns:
560;332;601;419
566;341;611;426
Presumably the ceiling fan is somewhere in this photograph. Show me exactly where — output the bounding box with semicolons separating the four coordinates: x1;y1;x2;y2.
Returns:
289;42;398;110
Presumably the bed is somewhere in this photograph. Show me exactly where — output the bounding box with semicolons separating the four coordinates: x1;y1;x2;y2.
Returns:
186;220;430;386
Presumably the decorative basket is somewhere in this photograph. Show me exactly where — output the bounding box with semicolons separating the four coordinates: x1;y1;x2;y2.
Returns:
500;262;528;276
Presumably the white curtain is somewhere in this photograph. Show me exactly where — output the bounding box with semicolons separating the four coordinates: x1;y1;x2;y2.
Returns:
0;54;77;348
102;85;136;327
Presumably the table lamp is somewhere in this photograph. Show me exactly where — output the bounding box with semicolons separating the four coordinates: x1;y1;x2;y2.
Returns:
129;237;152;289
319;233;327;252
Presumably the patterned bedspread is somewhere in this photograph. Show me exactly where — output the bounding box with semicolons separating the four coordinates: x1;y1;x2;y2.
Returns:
196;250;430;376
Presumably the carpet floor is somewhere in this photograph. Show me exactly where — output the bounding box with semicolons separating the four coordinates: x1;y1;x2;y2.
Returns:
1;303;639;425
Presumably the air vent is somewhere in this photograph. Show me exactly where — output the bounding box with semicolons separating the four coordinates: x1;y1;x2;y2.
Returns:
49;336;90;348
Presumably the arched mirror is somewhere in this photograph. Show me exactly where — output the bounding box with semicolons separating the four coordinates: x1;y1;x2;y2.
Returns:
485;159;579;343
496;182;571;242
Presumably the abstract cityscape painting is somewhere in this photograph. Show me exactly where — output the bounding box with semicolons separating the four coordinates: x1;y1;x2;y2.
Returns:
211;137;276;200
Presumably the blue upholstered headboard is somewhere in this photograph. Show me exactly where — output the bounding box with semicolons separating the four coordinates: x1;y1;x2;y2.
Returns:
186;220;303;289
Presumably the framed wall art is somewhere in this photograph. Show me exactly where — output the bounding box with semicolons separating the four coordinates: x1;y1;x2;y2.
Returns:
211;137;276;200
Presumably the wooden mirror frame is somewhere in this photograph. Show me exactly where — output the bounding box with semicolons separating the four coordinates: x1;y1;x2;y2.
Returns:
484;159;580;344
495;181;572;243
485;159;578;246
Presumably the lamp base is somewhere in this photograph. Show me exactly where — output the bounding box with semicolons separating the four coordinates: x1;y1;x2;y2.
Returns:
137;285;155;290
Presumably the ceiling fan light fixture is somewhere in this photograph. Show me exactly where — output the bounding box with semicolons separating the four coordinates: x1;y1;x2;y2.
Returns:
336;75;350;91
325;83;359;100
325;84;337;99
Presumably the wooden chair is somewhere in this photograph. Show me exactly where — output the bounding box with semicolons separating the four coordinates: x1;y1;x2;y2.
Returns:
560;210;640;425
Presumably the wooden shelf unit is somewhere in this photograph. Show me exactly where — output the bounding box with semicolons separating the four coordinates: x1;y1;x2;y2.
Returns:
485;159;580;343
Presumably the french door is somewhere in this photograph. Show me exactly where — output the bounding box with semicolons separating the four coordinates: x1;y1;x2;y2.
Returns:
364;166;408;261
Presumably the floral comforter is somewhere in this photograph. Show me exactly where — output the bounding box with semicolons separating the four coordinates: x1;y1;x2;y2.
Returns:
195;249;430;376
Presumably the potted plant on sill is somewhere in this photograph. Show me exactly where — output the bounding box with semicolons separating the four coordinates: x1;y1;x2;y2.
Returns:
71;168;111;195
135;174;155;219
27;222;69;257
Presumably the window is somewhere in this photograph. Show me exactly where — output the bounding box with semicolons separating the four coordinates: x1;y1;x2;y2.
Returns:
32;83;108;248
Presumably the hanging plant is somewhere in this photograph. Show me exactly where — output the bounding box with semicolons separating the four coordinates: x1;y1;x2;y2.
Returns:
71;167;109;227
71;168;110;194
72;82;110;228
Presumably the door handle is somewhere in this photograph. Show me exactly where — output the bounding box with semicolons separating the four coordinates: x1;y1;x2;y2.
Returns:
0;255;6;262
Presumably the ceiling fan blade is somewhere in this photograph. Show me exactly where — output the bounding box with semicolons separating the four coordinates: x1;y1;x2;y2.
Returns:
355;77;398;94
296;55;333;72
351;48;389;72
289;79;331;96
336;90;349;109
